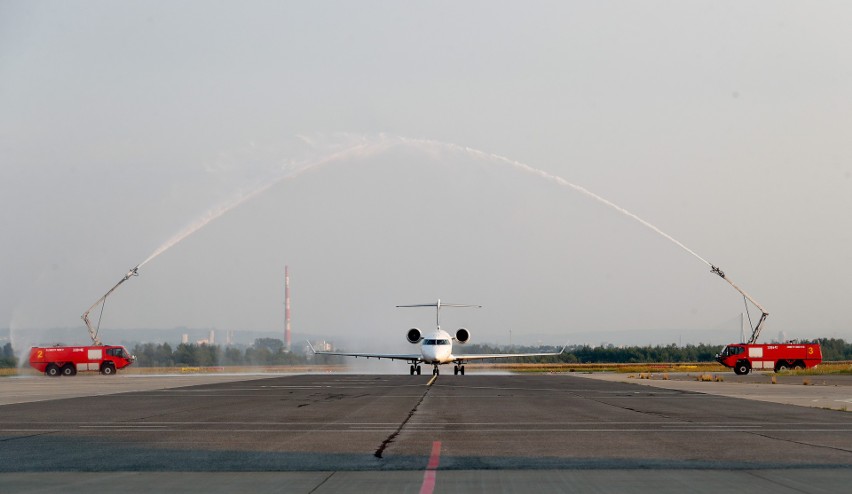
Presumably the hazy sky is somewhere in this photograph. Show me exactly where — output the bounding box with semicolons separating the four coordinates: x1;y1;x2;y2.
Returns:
2;1;851;350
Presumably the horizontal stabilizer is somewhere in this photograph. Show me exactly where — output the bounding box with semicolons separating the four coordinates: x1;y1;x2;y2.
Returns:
397;303;481;308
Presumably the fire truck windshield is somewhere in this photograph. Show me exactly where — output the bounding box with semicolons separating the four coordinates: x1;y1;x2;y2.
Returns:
719;346;745;357
107;347;133;360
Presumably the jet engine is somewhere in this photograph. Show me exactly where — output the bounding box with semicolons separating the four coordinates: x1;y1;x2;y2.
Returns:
455;328;471;344
406;328;422;344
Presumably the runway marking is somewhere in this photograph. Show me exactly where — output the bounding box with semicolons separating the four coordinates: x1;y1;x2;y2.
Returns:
660;425;763;429
420;440;441;494
427;375;438;386
6;427;852;437
78;425;167;429
5;421;851;432
7;420;847;426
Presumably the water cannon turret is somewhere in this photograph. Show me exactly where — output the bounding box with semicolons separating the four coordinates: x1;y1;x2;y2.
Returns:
125;266;139;280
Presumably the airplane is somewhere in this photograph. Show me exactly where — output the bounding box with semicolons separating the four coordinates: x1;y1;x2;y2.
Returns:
308;299;565;376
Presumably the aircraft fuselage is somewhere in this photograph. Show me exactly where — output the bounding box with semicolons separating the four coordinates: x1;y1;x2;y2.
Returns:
419;329;454;364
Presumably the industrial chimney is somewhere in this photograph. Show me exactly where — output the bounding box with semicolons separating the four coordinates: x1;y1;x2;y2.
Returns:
285;266;291;351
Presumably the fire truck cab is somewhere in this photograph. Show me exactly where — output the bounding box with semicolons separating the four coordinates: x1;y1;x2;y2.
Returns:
716;343;822;375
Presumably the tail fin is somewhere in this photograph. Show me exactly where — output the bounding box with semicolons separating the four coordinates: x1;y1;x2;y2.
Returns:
396;299;481;329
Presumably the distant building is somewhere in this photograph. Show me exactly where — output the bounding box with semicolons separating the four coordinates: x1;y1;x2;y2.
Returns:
309;340;334;352
181;334;189;344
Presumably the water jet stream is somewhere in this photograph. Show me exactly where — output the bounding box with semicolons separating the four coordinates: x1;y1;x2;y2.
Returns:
139;134;712;270
137;140;388;268
400;136;713;267
85;134;766;343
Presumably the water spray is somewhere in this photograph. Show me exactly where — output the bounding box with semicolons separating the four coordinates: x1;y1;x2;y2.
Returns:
80;134;769;344
399;136;770;342
137;140;386;269
79;140;388;345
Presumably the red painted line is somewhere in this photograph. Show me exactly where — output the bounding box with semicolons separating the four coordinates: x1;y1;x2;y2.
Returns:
420;470;437;494
419;440;441;494
427;440;441;469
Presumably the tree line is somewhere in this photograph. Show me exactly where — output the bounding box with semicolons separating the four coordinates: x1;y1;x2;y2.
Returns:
1;343;15;368
2;337;851;369
129;337;852;367
487;338;852;363
130;338;312;367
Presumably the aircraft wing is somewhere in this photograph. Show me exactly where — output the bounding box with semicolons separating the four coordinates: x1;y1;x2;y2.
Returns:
452;347;566;362
309;343;421;362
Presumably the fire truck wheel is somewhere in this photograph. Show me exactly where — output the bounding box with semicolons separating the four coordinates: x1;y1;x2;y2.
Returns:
61;364;76;376
775;362;789;372
793;361;805;370
734;362;750;375
101;363;116;375
45;364;60;377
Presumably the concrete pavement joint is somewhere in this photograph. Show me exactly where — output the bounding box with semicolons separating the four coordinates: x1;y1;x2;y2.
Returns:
745;431;852;456
374;378;434;459
744;470;814;494
308;471;336;494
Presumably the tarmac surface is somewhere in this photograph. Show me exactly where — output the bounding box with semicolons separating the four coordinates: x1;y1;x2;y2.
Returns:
575;371;852;411
2;372;851;493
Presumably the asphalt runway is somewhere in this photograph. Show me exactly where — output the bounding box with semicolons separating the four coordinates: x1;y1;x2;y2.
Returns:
2;373;852;493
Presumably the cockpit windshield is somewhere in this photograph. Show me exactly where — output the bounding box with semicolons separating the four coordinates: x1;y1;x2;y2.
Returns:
423;339;451;346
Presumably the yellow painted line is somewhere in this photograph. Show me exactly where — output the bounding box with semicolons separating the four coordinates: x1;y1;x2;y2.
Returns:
427;375;438;386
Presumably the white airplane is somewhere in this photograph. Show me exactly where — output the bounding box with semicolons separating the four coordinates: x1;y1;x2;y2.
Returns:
309;299;565;375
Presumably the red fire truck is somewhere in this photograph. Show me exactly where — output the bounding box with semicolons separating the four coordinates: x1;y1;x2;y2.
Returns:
29;345;135;376
715;343;822;375
706;266;824;374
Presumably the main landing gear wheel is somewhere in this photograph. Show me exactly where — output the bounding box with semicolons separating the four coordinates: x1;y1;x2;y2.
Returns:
460;365;465;375
410;365;415;375
454;365;458;375
416;365;422;375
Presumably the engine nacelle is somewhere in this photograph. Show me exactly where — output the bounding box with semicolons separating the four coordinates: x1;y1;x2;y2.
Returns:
406;328;422;344
455;328;471;344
